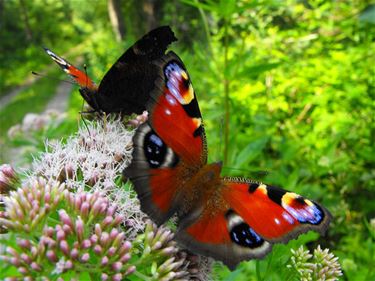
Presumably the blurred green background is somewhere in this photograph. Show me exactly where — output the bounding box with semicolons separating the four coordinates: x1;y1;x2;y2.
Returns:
0;0;374;280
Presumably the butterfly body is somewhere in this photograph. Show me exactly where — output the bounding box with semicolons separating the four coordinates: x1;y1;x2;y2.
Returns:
124;46;331;269
176;162;223;216
45;26;177;115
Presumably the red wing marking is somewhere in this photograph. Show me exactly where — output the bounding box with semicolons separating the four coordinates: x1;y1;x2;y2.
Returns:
44;47;96;90
65;65;96;90
223;183;299;239
185;211;231;244
152;91;203;165
149;169;180;213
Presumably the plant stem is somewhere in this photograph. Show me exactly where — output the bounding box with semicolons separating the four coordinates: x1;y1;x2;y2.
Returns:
256;260;263;281
194;0;213;56
223;18;230;165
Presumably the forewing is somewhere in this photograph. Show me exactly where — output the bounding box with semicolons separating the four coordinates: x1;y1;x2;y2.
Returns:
124;51;207;224
223;180;331;242
97;26;177;114
147;51;207;165
44;47;96;90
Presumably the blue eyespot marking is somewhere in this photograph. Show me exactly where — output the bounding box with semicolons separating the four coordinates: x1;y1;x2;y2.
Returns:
230;222;264;248
144;131;166;168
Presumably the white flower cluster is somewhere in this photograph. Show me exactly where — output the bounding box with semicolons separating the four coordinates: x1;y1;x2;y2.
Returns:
30;118;146;237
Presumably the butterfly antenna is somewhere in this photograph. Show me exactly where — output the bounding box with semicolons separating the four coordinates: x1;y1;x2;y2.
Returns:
32;71;75;85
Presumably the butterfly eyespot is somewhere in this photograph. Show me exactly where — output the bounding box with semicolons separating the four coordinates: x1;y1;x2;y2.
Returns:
165;62;182;79
230;223;264;249
225;210;265;249
144;131;167;168
139;125;179;169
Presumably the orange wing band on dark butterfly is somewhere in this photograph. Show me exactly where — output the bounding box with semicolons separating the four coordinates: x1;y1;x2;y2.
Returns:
44;47;96;90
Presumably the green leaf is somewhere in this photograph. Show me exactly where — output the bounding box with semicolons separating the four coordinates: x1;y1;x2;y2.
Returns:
234;136;269;168
222;267;244;281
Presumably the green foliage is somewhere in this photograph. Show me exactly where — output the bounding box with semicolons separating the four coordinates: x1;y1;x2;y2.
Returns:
0;0;71;92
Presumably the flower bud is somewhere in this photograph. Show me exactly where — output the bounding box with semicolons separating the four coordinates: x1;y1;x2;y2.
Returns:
0;164;18;194
80;253;90;263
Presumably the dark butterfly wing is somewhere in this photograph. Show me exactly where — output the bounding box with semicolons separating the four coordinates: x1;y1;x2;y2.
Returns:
96;26;177;114
45;26;176;115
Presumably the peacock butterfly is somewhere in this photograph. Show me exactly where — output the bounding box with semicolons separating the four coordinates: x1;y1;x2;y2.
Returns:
123;50;332;269
44;26;177;115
